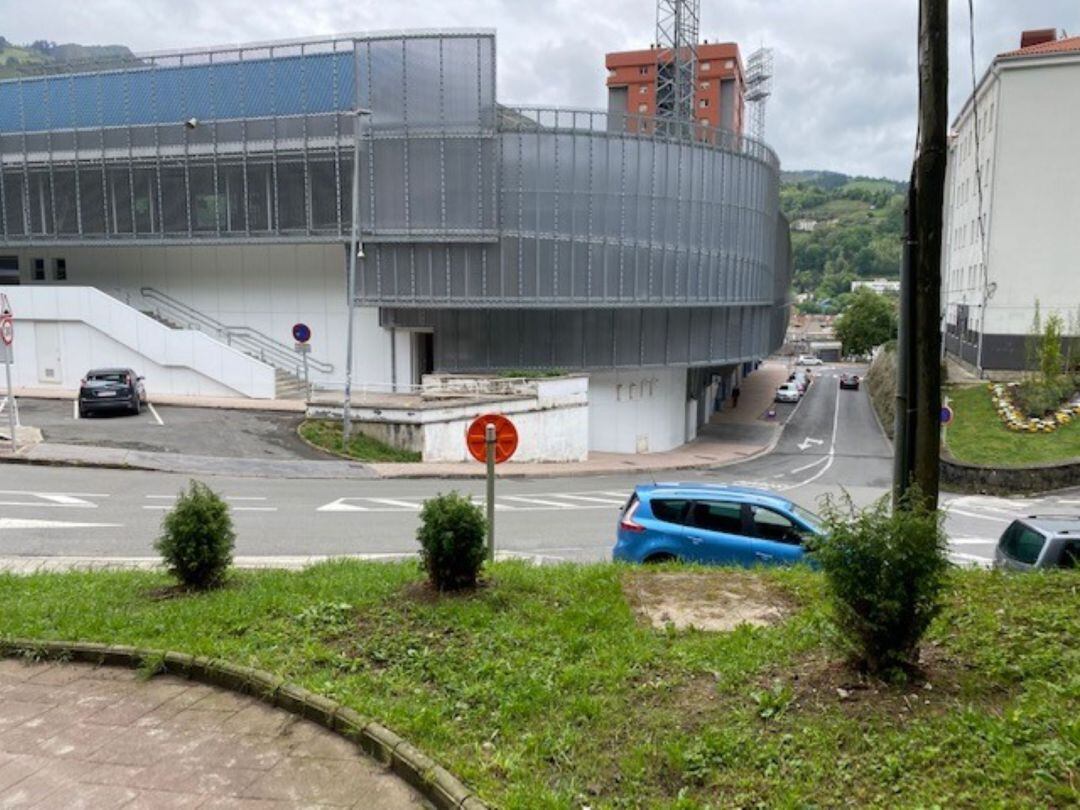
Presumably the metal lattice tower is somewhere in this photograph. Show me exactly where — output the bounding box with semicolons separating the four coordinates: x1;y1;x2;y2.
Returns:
745;46;774;141
655;0;700;134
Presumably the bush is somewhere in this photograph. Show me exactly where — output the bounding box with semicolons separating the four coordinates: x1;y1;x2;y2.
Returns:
416;492;487;591
865;345;897;438
154;480;235;590
814;490;949;678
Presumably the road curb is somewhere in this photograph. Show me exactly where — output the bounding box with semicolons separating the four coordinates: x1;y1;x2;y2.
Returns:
0;639;487;810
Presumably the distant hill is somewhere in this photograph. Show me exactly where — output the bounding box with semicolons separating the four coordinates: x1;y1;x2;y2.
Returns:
0;36;135;78
780;170;906;310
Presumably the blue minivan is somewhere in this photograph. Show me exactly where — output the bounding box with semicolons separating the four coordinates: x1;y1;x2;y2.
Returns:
613;484;824;566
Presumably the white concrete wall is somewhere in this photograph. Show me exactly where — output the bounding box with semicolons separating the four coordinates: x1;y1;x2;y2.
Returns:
588;367;689;453
943;55;1080;337
985;58;1080;335
3;286;275;398
4;243;401;386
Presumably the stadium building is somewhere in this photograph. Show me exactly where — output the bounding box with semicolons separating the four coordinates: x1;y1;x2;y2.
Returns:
0;30;791;454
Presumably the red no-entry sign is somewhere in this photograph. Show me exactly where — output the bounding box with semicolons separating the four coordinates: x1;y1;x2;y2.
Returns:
466;413;518;464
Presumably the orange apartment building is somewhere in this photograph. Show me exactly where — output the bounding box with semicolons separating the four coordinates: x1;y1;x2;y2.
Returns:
605;42;745;134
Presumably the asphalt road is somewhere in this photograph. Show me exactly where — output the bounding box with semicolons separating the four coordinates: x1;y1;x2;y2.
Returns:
1;368;1076;566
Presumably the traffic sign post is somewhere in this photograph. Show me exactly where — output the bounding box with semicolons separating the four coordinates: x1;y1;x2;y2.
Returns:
0;295;14;453
292;323;312;393
467;414;519;562
940;400;953;447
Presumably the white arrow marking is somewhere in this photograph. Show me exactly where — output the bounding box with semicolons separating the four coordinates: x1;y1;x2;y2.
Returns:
318;498;370;512
796;437;825;451
0;518;121;530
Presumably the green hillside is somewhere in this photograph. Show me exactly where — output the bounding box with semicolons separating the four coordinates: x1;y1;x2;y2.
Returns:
781;170;906;311
0;36;134;78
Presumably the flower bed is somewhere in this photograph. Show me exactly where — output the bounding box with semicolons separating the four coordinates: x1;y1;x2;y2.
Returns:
989;382;1080;433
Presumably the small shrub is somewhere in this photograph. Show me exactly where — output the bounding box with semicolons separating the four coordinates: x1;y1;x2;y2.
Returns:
416;492;487;591
154;480;235;590
814;490;949;678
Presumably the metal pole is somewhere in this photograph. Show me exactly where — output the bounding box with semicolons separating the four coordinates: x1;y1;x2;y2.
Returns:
343;109;369;442
486;422;496;563
5;358;15;453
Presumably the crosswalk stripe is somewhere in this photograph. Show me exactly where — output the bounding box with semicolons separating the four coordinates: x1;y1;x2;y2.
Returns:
556;494;626;505
502;495;583;508
366;498;423;510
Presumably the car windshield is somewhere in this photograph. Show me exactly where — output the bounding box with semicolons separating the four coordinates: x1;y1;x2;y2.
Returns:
791;504;825;534
87;372;127;383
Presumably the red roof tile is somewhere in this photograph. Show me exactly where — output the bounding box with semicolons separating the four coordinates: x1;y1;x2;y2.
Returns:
999;35;1080;58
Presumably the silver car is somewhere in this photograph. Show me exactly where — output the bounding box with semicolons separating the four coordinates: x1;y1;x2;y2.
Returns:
994;516;1080;571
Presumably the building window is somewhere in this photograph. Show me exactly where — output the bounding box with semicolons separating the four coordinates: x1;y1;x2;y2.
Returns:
700;61;711;71
638;103;648;113
33;258;45;281
698;98;709;108
639;66;649;75
53;258;66;281
639;85;648;95
700;81;711;90
725;59;735;69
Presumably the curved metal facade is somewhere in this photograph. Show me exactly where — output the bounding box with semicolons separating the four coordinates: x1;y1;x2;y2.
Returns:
0;30;790;373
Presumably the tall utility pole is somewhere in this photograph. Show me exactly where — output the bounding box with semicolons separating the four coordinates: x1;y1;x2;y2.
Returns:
342;108;371;442
895;0;948;509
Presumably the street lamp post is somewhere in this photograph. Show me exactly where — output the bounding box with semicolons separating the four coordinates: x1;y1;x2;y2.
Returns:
343;108;372;443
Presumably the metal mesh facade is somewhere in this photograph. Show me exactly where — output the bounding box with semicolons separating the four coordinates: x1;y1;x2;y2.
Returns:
0;31;791;372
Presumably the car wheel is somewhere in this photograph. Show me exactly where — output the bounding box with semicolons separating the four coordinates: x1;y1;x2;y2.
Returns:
78;406;88;418
644;552;678;564
131;398;141;416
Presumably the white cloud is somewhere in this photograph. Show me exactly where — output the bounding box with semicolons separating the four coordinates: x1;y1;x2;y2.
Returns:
2;0;1076;178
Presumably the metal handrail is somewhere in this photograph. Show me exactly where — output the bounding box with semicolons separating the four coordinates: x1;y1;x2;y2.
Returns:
139;287;334;375
498;104;779;170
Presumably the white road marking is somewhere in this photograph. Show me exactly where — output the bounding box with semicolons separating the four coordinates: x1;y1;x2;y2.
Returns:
1056;499;1080;505
779;383;842;491
72;399;79;420
502;495;586;509
317;498;370;512
142;504;277;512
796;437;824;451
789;456;830;475
556;494;626;505
0;518;121;530
949;552;993;567
0;491;107;509
146;402;164;425
366;498;424;510
945;508;1012;524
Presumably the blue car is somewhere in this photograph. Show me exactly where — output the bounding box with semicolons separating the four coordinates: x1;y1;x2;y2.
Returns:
613;484;824;567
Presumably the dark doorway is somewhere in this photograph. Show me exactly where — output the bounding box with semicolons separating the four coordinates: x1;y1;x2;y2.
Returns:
413;331;434;385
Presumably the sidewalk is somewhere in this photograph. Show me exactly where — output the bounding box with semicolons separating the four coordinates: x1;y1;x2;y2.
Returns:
711;360;792;425
0;659;425;808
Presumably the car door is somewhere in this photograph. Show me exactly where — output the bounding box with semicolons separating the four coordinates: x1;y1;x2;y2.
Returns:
683;500;756;566
746;504;806;566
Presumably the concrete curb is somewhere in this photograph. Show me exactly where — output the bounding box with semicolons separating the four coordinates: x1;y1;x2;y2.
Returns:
0;639;486;810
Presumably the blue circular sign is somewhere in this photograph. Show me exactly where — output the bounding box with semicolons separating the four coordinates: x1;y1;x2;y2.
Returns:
292;323;311;343
940;405;954;425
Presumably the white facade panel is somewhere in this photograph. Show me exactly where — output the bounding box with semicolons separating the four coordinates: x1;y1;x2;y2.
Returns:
588;367;689;454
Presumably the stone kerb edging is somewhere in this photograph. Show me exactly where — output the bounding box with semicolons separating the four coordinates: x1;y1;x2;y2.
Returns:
0;639;487;810
940;453;1080;495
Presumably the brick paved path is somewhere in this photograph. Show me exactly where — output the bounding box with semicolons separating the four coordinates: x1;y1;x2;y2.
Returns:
0;659;429;808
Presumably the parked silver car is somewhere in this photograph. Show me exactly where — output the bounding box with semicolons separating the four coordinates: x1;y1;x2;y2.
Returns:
994;516;1080;571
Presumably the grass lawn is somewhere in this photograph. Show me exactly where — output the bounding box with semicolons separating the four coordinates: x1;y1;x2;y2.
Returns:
299;419;420;462
945;384;1080;466
1;562;1077;808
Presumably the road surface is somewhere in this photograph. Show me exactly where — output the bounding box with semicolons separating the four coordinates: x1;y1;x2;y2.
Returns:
0;367;1074;567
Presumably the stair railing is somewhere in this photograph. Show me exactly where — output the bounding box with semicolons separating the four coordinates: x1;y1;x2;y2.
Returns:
139;287;334;376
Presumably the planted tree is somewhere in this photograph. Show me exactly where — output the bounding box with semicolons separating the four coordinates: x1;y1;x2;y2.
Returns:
834;288;898;356
155;480;235;590
416;492;487;591
814;490;949;678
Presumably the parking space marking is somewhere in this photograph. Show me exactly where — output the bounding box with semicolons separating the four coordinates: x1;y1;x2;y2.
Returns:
502;495;589;509
0;490;108;509
146;402;164;425
142;494;276;512
72;399;79;420
366;498;424;510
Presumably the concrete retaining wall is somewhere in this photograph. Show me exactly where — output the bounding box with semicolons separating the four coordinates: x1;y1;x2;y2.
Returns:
941;454;1080;495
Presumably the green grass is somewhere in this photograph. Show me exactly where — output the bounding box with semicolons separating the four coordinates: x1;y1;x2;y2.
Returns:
298;419;421;462
945;384;1080;466
1;562;1076;808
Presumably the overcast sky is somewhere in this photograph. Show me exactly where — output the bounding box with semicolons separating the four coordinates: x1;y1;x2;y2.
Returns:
2;0;1077;179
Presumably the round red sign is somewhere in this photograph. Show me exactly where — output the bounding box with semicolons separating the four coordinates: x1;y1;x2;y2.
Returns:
466;414;519;464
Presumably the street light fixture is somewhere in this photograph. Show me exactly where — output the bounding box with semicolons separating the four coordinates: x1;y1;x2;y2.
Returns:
343;107;373;443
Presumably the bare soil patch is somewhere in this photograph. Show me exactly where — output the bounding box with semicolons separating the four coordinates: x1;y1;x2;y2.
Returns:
623;570;794;632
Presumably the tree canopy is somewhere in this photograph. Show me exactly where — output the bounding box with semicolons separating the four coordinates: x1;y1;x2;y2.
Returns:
834;288;898;355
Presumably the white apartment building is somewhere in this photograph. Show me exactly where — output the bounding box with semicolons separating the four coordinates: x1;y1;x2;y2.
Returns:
942;29;1080;373
851;278;900;294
